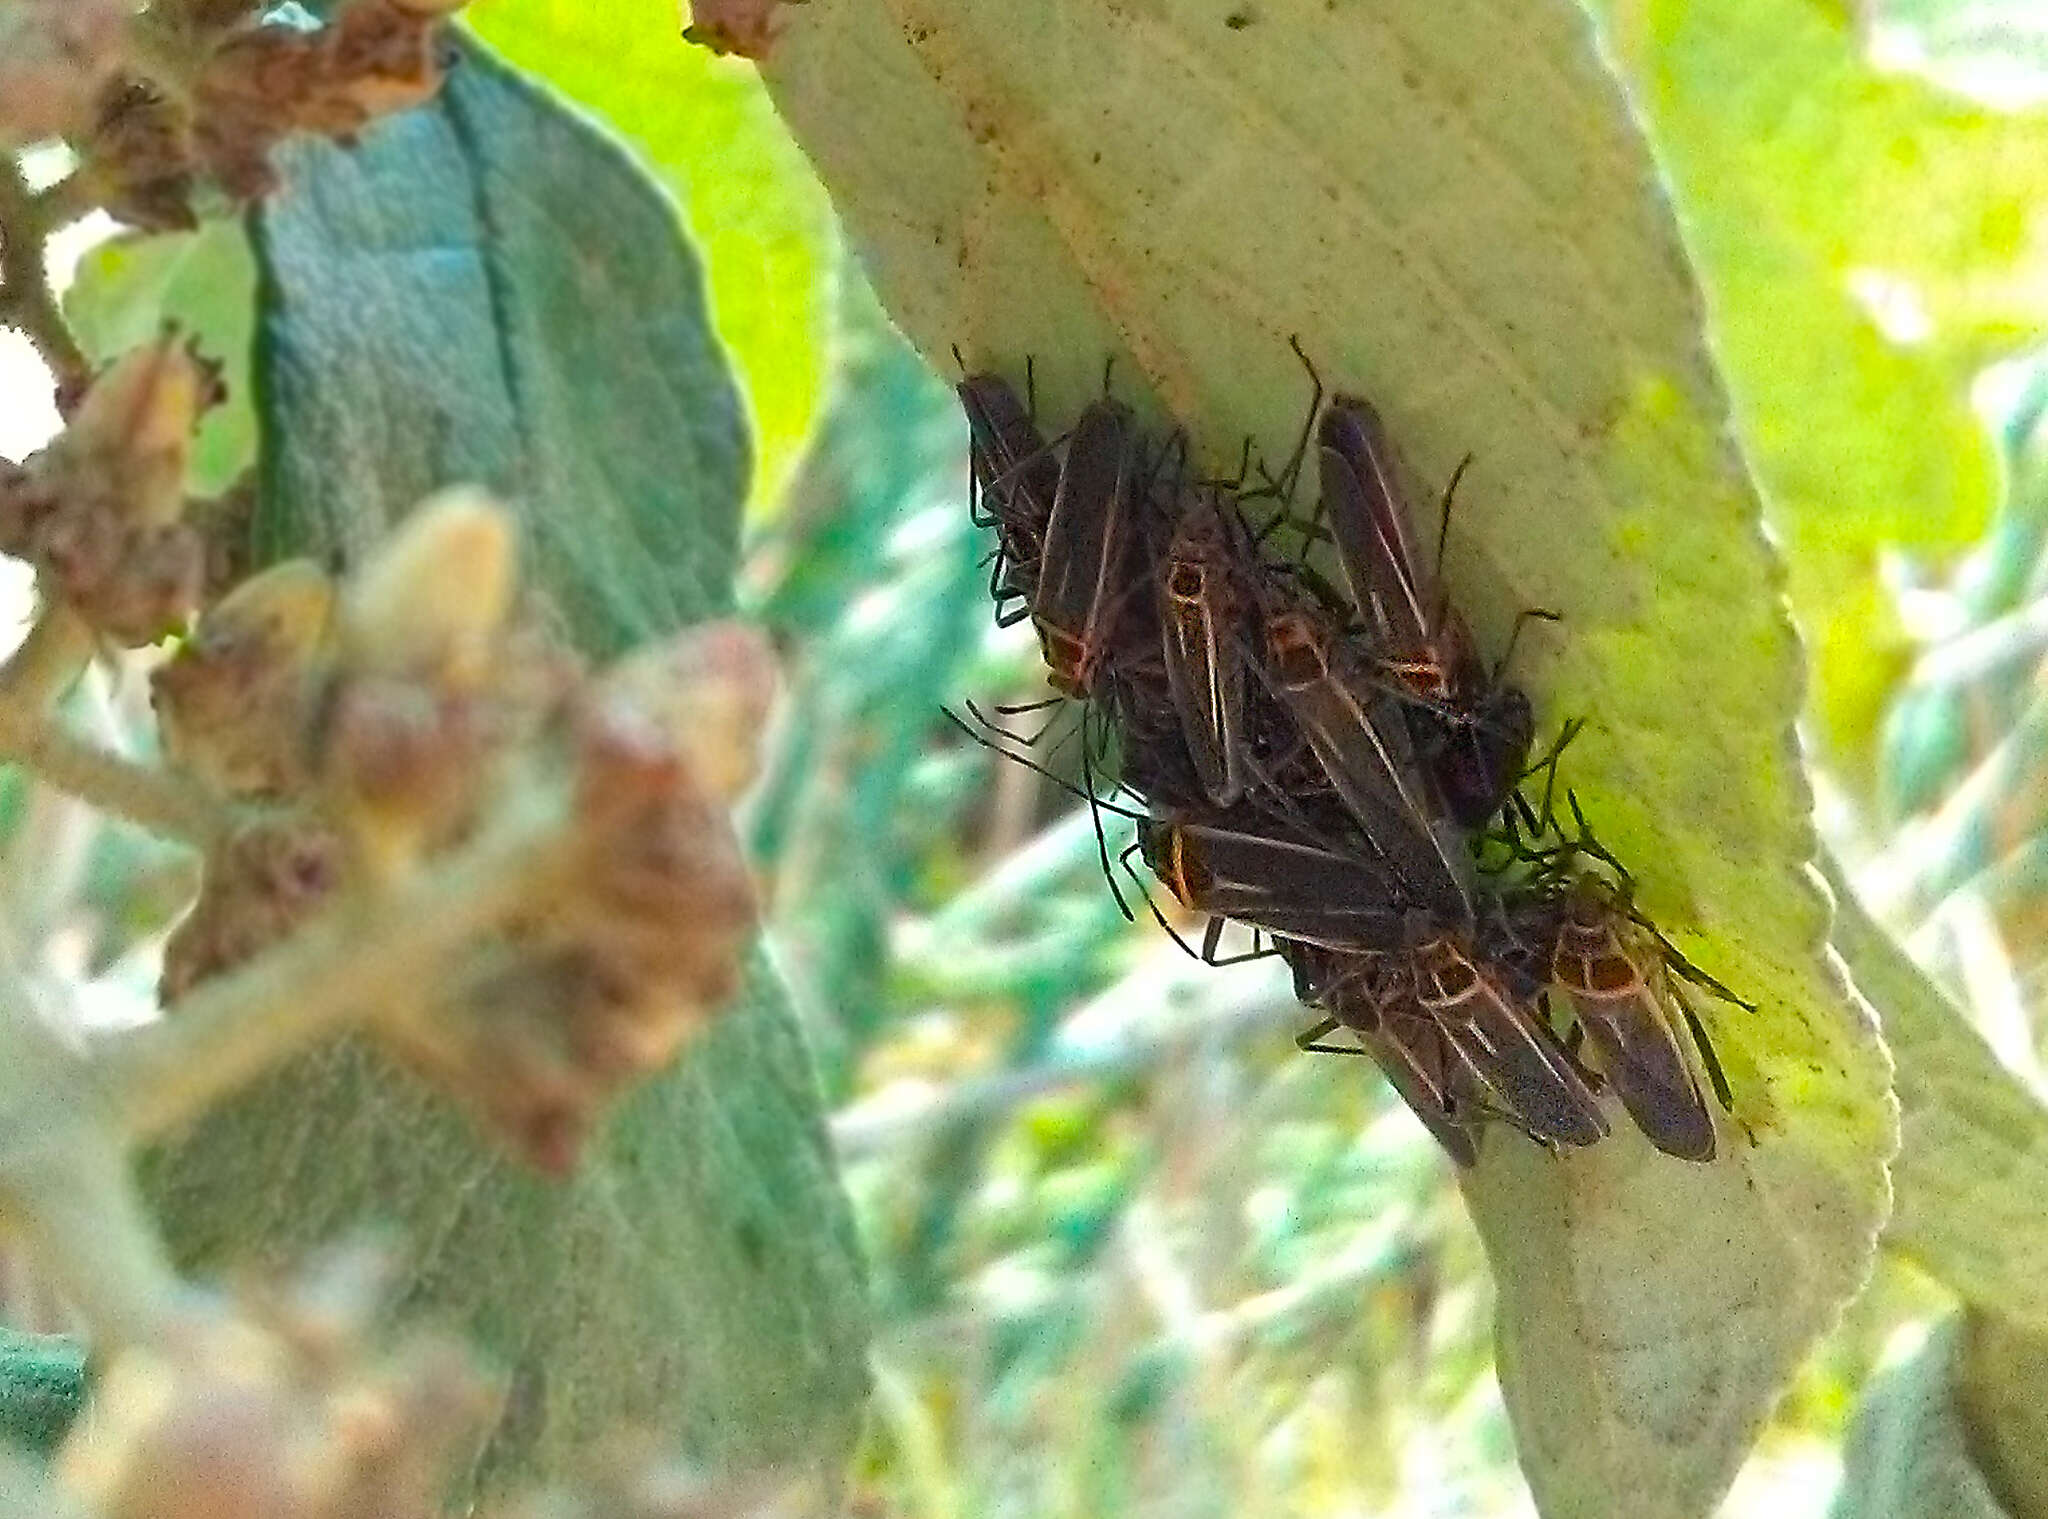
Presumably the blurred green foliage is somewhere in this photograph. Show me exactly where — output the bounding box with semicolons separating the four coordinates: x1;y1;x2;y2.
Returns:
1600;0;2048;780
467;0;839;514
10;0;2048;1509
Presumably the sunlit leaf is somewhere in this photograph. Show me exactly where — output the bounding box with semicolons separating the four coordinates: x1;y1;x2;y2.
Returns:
139;41;868;1500
758;1;1896;1511
1829;858;2048;1332
1599;0;2048;771
467;0;840;513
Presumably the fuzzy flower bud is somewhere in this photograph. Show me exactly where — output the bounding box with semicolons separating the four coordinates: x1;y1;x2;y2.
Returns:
154;559;337;799
320;490;518;879
0;331;222;644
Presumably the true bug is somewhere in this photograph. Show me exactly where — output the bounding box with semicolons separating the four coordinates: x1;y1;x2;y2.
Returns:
1407;918;1610;1150
1544;881;1724;1162
1258;597;1467;911
1032;395;1145;700
958;377;1060;627
1156;486;1259;808
1314;394;1544;827
1134;814;1414;955
1490;787;1742;1160
1286;943;1483;1166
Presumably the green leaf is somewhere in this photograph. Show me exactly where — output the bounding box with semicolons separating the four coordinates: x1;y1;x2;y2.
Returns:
759;2;1896;1512
140;40;868;1500
1827;855;2048;1331
466;0;840;514
245;39;749;654
1831;1318;2006;1519
0;1329;84;1458
63;220;259;496
1596;0;2048;773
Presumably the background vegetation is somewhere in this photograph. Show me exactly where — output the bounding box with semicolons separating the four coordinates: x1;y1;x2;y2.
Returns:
4;0;2048;1514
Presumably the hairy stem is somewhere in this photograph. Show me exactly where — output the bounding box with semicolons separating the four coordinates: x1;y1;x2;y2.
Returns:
0;714;221;846
0;610;92;712
0;160;89;398
0;610;221;845
93;784;578;1140
0;974;184;1349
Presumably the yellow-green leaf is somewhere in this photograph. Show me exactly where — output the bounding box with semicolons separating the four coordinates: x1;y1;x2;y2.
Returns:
759;1;1897;1511
1599;0;2048;773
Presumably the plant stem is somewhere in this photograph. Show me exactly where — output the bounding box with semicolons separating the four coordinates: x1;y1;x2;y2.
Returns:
0;971;185;1349
0;713;220;846
0;611;221;845
29;174;92;235
92;785;578;1140
0;610;92;712
0;159;89;398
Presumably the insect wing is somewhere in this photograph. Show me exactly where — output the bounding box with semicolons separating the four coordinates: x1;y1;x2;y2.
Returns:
1317;398;1434;657
958;374;1059;523
1159;499;1250;806
1369;990;1483;1166
1147;819;1407;951
1553;910;1717;1162
1033;398;1136;692
1265;617;1464;912
1317;448;1426;658
1414;938;1609;1148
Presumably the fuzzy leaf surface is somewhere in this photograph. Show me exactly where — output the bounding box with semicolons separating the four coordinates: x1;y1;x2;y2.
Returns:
467;0;840;513
759;1;1896;1512
140;41;868;1499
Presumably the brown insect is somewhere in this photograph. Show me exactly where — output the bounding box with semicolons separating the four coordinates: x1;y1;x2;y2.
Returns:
1135;814;1418;959
1408;921;1610;1150
1157;487;1258;807
958;369;1061;627
1033;396;1143;699
1289;943;1483;1166
1546;882;1732;1162
1314;393;1543;827
1260;598;1466;911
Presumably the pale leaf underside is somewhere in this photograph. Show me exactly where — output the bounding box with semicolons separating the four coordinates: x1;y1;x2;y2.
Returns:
762;1;1896;1512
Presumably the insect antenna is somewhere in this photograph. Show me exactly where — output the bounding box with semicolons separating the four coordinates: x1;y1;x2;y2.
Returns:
1427;453;1475;637
967;696;1068;749
1265;335;1326;504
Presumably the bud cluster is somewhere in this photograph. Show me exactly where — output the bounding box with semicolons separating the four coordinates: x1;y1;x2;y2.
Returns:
0;331;219;645
62;1250;497;1519
55;1249;811;1519
81;0;470;231
151;493;773;1170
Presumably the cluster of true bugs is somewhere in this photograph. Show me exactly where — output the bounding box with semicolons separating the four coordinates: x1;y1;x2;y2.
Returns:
950;349;1744;1166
